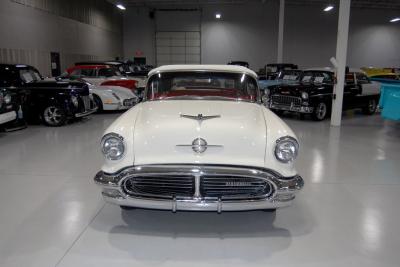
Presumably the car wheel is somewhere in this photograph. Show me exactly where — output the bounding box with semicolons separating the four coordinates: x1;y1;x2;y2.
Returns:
43;106;66;126
93;94;103;112
362;98;377;115
312;102;328;121
120;206;136;210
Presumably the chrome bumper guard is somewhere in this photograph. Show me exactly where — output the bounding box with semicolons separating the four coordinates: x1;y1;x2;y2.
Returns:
75;107;98;118
269;103;314;113
94;164;304;212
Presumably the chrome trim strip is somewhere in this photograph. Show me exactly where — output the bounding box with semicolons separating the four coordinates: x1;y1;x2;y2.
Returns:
74;107;97;118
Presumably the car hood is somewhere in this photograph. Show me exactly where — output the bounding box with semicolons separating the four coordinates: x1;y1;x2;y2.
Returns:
25;80;89;94
270;82;326;96
90;84;137;99
132;100;267;167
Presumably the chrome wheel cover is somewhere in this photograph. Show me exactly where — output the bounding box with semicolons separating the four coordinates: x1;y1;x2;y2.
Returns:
44;106;63;125
316;103;327;120
368;99;377;113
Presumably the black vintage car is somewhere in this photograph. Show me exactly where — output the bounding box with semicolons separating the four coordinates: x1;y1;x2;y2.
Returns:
266;69;380;121
0;64;97;126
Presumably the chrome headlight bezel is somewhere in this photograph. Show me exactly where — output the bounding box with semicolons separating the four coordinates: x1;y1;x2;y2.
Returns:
4;94;12;104
301;92;309;100
101;133;125;161
274;136;299;163
71;95;79;107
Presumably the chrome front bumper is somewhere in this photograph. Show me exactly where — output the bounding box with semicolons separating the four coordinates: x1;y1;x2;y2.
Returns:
0;111;17;125
269;103;314;113
94;164;304;212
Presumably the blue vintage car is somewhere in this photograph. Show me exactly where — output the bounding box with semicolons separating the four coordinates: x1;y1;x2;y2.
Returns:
370;74;400;85
379;84;400;121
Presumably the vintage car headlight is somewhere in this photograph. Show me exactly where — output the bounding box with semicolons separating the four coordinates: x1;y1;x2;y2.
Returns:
101;133;125;160
4;94;12;104
274;136;299;163
301;92;309;100
71;95;79;107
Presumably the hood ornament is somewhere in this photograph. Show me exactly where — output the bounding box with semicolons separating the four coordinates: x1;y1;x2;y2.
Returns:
180;113;220;122
177;138;223;153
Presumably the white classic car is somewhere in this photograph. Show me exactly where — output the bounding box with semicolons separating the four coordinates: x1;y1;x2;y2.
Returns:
88;84;139;111
94;65;304;212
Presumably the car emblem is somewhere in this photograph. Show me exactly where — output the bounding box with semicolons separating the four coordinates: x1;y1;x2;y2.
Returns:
180;113;221;122
176;138;223;153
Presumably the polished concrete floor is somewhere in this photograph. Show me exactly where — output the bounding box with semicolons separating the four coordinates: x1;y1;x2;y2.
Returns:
0;112;399;267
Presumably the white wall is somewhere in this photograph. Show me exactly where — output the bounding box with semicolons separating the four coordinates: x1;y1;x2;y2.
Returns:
123;2;400;70
0;0;123;76
123;7;155;65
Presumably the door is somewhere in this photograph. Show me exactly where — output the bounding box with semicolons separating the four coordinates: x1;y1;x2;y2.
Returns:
50;52;61;77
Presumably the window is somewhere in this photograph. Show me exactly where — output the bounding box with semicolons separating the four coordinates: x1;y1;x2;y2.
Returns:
19;68;42;83
146;72;259;102
356;73;370;84
80;69;96;77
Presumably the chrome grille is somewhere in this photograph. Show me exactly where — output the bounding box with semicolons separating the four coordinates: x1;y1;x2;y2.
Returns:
122;175;195;199
201;176;273;200
271;95;301;106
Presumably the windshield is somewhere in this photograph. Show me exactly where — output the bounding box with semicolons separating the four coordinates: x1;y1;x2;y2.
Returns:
300;71;333;84
277;70;302;81
98;67;121;77
146;72;259;102
19;69;42;83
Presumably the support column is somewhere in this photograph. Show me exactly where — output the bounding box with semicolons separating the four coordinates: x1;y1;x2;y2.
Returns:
331;0;351;126
277;0;285;63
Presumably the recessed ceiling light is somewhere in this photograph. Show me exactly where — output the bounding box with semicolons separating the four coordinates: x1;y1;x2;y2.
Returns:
215;13;221;19
390;17;400;22
116;4;126;10
323;5;334;12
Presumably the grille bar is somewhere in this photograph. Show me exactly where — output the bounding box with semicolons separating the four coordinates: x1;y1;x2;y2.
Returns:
271;95;301;106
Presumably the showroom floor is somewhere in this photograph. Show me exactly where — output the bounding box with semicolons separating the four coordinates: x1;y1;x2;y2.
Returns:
0;112;399;267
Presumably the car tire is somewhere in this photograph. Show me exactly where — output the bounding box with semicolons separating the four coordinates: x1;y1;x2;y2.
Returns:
312;102;328;121
362;98;377;115
93;94;103;112
42;105;67;126
120;206;136;210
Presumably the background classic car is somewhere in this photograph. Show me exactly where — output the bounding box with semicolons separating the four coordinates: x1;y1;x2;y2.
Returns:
94;65;304;213
0;64;97;126
266;69;380;120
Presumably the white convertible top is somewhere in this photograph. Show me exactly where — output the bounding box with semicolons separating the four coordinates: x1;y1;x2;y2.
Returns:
148;64;258;79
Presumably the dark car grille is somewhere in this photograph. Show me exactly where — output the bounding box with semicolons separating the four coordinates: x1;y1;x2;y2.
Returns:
201;176;272;200
122;175;273;200
271;95;302;106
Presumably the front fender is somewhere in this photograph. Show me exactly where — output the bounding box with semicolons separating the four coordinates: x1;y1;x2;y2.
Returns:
101;104;142;173
261;106;298;177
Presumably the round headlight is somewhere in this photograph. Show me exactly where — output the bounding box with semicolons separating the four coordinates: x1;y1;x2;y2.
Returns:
274;136;299;163
4;94;12;104
71;96;79;107
101;133;125;160
301;92;309;100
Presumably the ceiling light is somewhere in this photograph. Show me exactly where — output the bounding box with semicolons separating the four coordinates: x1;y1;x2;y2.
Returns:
215;13;221;19
116;4;126;10
390;17;400;22
323;5;334;12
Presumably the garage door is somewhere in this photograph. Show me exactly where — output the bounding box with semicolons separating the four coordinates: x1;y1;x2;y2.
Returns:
156;31;201;66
